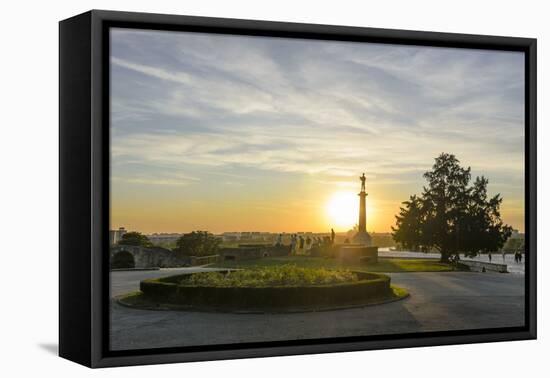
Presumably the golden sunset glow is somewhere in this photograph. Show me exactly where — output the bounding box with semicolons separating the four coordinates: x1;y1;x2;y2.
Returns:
326;191;359;230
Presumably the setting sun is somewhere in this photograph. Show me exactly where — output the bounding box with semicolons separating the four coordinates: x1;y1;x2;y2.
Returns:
326;191;358;230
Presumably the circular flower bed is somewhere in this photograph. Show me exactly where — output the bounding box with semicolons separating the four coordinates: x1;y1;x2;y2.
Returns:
130;266;404;312
183;266;359;287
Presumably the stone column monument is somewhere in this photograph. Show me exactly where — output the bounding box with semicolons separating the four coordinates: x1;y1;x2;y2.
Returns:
338;173;378;263
353;173;372;246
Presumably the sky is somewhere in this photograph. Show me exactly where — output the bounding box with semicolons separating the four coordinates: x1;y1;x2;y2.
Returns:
110;28;525;234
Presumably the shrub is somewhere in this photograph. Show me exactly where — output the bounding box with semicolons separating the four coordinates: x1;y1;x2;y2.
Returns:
174;231;220;257
118;232;153;247
111;250;135;269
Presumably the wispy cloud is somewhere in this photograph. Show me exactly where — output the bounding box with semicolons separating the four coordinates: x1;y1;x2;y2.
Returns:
111;170;200;187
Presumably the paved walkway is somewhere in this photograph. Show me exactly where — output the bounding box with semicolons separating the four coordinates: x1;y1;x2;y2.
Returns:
110;270;525;351
110;267;223;297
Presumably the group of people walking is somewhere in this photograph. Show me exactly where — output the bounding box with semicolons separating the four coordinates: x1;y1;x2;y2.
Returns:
275;228;337;255
490;251;524;264
497;250;523;263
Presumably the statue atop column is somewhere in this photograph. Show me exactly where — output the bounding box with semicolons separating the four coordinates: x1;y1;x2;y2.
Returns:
359;173;366;192
353;172;372;246
339;173;378;264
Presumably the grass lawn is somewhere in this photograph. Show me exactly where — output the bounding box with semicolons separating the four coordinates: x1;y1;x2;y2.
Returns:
212;256;464;273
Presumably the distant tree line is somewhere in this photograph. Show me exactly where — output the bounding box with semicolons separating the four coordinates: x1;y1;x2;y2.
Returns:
118;231;153;247
115;230;220;257
174;231;220;257
392;153;512;262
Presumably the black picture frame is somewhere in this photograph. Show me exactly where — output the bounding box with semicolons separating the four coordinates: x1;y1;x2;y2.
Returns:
59;9;537;368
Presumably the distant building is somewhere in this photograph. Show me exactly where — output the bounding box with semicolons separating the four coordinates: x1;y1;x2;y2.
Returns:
220;231;275;242
109;227;127;245
146;233;183;245
240;232;252;240
221;232;241;242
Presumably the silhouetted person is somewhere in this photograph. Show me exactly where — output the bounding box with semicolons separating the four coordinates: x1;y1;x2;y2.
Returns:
290;235;297;254
488;252;492;262
502;252;506;262
305;236;312;250
299;236;304;250
451;254;459;269
331;228;335;244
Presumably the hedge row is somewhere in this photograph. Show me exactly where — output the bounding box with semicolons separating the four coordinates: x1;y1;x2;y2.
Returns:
140;271;392;311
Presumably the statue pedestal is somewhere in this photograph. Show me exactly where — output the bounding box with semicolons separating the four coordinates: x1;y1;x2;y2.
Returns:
352;230;372;246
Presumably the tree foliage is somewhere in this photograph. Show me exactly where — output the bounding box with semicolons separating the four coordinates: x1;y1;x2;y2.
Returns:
392;153;512;262
111;250;135;269
502;236;524;253
118;231;153;247
175;231;220;257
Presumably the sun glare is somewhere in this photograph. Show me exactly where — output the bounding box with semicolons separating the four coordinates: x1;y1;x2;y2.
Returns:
326;191;358;230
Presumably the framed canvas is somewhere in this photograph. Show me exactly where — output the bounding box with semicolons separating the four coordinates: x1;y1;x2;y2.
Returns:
59;10;537;368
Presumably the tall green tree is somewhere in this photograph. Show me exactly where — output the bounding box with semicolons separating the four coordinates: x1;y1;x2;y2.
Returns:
393;195;425;251
392;153;512;262
174;231;220;257
118;231;153;247
462;176;512;256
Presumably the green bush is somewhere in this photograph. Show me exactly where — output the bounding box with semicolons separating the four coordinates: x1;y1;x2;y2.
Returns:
111;250;135;269
174;231;220;257
118;232;153;247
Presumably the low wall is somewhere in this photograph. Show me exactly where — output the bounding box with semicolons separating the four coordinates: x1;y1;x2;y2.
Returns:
110;246;219;269
190;255;219;266
460;260;508;273
111;267;160;272
111;245;184;269
338;246;379;263
220;245;291;261
140;271;392;311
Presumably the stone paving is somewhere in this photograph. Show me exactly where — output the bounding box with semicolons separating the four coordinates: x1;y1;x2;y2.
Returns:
110;269;525;351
